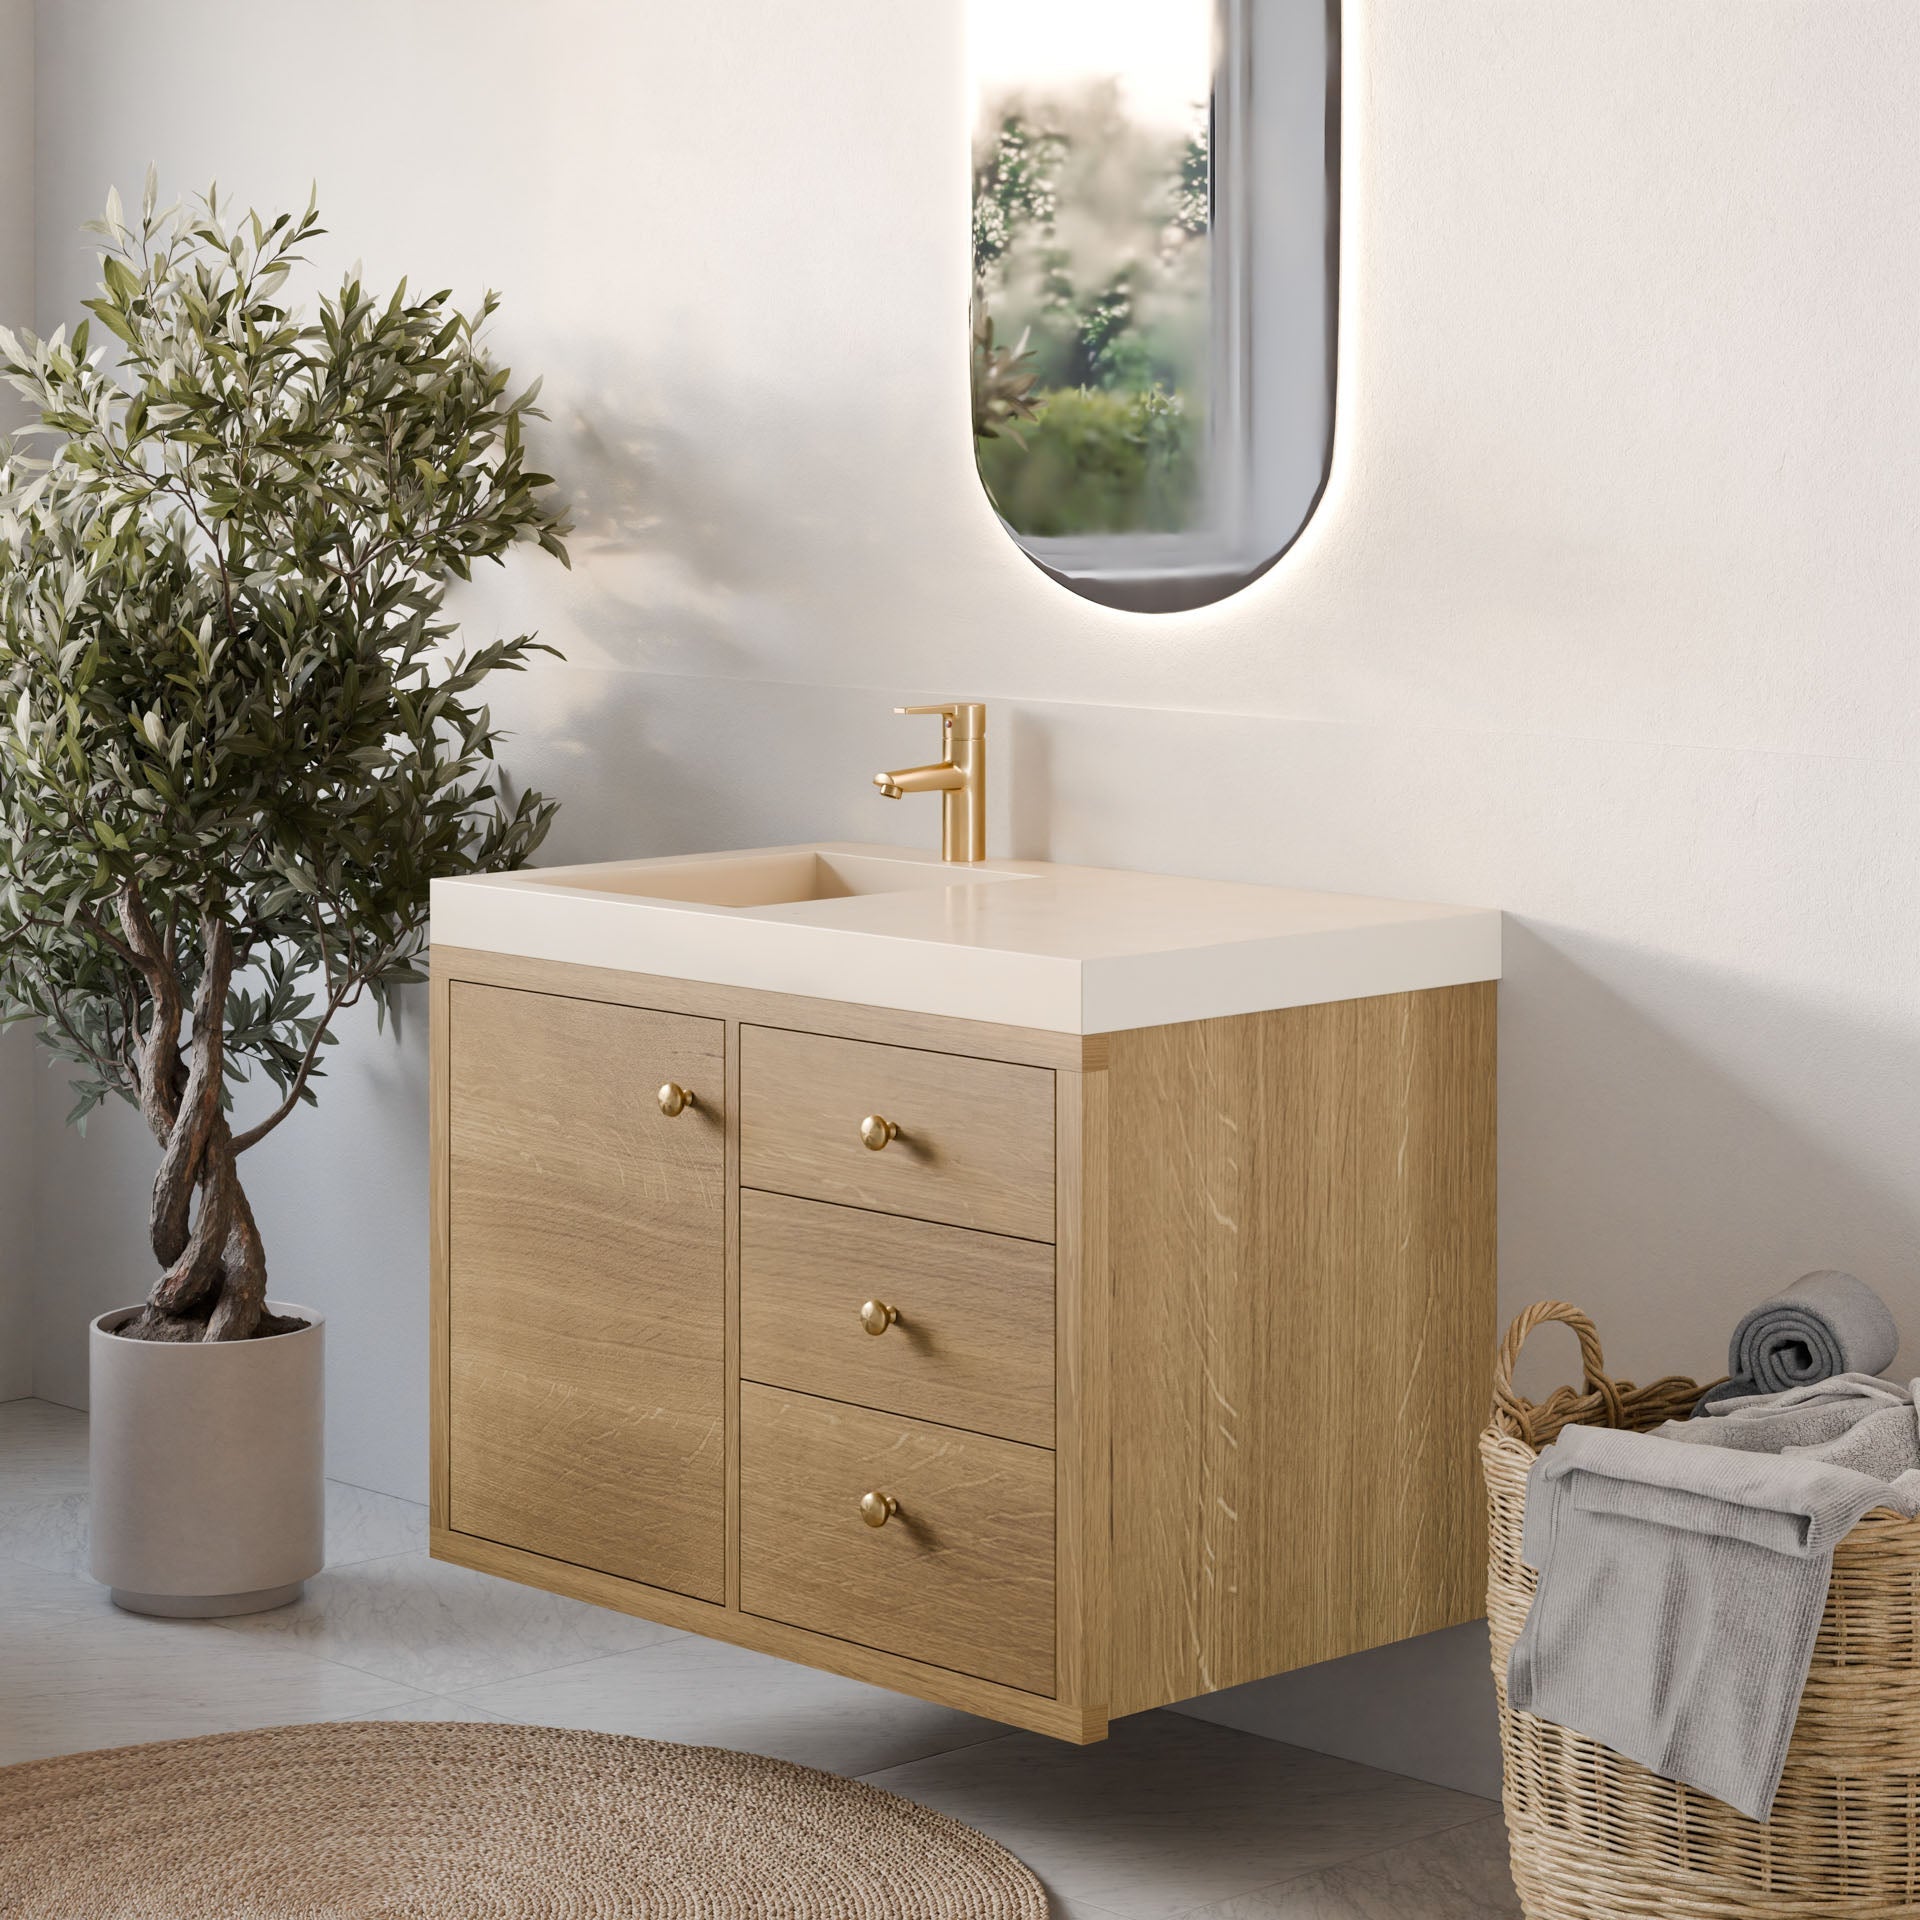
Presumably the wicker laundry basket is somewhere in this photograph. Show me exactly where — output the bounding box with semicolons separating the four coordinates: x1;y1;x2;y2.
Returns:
1484;1300;1920;1919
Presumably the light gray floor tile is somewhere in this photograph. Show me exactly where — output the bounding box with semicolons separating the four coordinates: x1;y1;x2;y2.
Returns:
0;1484;89;1576
205;1548;683;1695
0;1397;88;1497
456;1633;1010;1776
0;1583;418;1764
0;1479;429;1584
336;1697;517;1725
865;1712;1498;1920
324;1480;429;1565
1187;1815;1519;1919
0;1557;113;1620
0;1399;98;1586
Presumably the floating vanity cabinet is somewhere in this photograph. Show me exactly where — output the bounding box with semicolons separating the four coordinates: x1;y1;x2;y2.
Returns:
431;895;1497;1745
430;846;1502;1741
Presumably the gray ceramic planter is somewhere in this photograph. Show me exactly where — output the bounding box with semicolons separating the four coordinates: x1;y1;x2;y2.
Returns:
88;1301;325;1617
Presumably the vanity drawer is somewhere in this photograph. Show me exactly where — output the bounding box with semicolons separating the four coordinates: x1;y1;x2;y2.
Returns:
740;1384;1055;1696
741;1191;1054;1447
739;1026;1056;1241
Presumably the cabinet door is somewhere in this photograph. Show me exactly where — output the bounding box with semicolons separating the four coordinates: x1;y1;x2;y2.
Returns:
446;983;725;1601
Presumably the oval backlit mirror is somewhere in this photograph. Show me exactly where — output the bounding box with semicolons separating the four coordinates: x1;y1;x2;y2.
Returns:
970;1;1337;613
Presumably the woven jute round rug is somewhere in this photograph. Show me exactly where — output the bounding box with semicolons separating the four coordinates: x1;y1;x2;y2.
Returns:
0;1720;1050;1918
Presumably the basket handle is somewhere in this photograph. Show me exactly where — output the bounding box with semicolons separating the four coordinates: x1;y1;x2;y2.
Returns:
1492;1301;1626;1431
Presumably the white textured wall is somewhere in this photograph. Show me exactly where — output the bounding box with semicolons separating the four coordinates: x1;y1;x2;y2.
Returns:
0;0;30;376
0;0;33;1400
22;0;1920;1792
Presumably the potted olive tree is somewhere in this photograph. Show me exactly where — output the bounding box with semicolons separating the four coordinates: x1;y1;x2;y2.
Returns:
0;181;569;1615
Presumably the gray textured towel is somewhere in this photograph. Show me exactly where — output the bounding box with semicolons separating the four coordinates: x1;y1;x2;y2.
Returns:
1698;1270;1899;1409
1509;1423;1920;1820
1661;1374;1920;1480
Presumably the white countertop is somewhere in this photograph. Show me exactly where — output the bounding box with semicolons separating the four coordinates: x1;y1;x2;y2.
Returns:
430;843;1501;1035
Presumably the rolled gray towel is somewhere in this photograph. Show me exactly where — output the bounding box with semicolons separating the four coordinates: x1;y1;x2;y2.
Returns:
1697;1270;1899;1411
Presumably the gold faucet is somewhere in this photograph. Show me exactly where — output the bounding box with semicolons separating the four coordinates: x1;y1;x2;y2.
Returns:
873;701;987;862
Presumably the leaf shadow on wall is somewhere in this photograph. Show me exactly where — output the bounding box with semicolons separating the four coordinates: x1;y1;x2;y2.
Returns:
451;364;809;863
484;350;1058;869
536;332;918;690
552;391;764;680
1498;922;1920;1400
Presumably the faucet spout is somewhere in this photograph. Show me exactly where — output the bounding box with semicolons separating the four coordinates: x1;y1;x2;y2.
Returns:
874;763;966;799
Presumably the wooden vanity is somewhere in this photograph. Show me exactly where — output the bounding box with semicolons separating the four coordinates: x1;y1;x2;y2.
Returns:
430;852;1496;1742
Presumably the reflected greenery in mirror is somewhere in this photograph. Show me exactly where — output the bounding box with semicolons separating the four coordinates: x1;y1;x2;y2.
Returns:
973;76;1212;538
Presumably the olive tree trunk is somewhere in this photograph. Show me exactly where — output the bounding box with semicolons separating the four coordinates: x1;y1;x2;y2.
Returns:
112;893;294;1344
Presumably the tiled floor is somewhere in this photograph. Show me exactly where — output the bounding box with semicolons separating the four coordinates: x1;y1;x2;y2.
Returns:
0;1398;1520;1917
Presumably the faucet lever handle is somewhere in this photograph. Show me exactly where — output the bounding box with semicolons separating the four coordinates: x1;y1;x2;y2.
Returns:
893;701;985;741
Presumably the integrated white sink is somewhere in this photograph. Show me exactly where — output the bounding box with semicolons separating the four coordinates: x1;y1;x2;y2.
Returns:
526;848;1031;910
431;842;1502;1035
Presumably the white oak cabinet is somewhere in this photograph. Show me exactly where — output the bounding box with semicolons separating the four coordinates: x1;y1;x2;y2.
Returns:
432;946;1495;1742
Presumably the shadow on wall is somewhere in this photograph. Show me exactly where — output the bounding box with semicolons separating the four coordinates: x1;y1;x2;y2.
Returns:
445;343;819;694
452;349;886;861
467;351;1060;869
446;333;1066;871
486;671;902;869
1499;920;1920;1397
1175;1621;1503;1802
528;335;969;688
558;380;762;682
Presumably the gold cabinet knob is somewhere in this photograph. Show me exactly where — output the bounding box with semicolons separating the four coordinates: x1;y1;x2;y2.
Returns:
860;1114;899;1151
657;1082;697;1117
860;1299;899;1336
860;1491;899;1529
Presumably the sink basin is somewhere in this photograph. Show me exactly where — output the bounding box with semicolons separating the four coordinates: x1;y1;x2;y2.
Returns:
525;848;1029;910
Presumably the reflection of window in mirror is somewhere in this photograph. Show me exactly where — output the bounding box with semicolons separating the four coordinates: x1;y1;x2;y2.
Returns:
970;0;1336;613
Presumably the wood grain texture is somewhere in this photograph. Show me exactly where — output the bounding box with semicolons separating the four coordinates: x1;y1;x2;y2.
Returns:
1054;1066;1111;1715
432;1524;1106;1742
724;1015;744;1612
432;946;1084;1068
1103;983;1497;1716
741;1025;1056;1241
428;969;453;1534
740;1192;1055;1447
739;1384;1057;1696
446;984;727;1601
